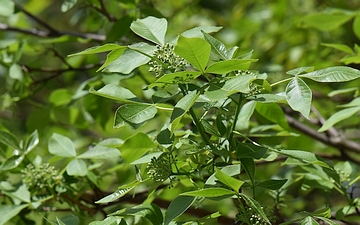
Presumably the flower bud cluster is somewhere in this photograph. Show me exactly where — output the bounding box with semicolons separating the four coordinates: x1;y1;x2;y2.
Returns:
147;152;173;182
148;43;187;77
22;163;62;191
236;205;271;225
335;168;351;182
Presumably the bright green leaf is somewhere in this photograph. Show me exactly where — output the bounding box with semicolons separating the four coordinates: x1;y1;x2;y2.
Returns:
96;181;141;204
170;91;200;133
318;106;360;132
48;133;76;157
66;158;87;176
286;67;314;76
68;44;124;56
202;31;228;60
205;74;257;101
205;59;255;74
300;66;360;82
300;216;319;225
119;133;156;163
0;204;28;225
327;87;358;97
301;13;354;31
89;216;124;225
175;36;211;73
0;0;14;17
23;130;39;154
235;101;255;130
97;48;127;72
353;15;360;40
181;188;235;197
321;43;354;54
164;196;196;225
90;84;142;103
61;0;77;12
9;64;23;80
149;71;202;88
130;152;163;165
130;16;167;45
338;97;360;108
0;155;24;171
77;143;120;159
215;168;244;192
285;77;312;119
115;103;157;128
278;150;332;168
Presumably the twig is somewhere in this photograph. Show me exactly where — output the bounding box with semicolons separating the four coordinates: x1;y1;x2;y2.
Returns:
285;114;360;155
95;0;117;22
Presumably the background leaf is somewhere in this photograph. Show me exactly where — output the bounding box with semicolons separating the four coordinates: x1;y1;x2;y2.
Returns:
318;106;360;132
181;188;235;197
164;196;196;225
119;133;156;163
299;66;360;82
0;130;20;149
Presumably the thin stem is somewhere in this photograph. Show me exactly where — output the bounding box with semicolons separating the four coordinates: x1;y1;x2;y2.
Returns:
270;77;293;87
228;94;244;143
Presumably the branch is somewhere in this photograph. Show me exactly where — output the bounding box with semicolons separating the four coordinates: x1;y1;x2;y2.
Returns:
285;115;360;155
91;0;117;22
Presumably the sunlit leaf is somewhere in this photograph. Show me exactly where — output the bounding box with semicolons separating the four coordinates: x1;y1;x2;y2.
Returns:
0;0;14;17
96;181;141;204
318;106;360;132
181;188;235;197
119;133;156;163
202;31;228;60
90;84;142;103
286;67;314;76
61;0;77;12
0;130;20;149
66;158;87;176
48;133;76;157
205;59;255;74
300;66;360;82
130;16;167;45
0;204;28;225
68;44;124;56
115;103;157;128
175;36;211;73
285;77;312;119
215;168;244;192
278;149;332;168
300;216;319;225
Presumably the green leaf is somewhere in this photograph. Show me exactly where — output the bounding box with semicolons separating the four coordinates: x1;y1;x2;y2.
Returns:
174;36;211;73
96;181;141;204
0;204;28;225
170;91;200;133
278;150;332;168
57;215;79;225
327;87;358;97
338;97;360;108
97;48;127;72
286;67;314;76
61;0;77;12
114;103;157;129
285;77;312;119
236;143;267;159
353;15;360;40
202;31;228;60
181;188;235;197
112;203;163;225
0;130;20;149
68;44;124;56
215;168;244;192
0;155;24;171
235;101;256;130
9;63;23;80
240;158;255;185
301;13;354;31
90;84;142;103
48;133;76;157
180;26;222;39
318;106;360;132
256;179;287;190
130;152;163;165
56;217;66;225
119;133;156;163
77;141;120;159
149;71;202;88
102;43;155;74
66;158;87;176
206;165;241;185
0;0;14;17
255;102;289;130
130;16;167;45
164;196;196;225
205;59;255;74
314;217;339;225
299;66;360;82
89;216;125;225
205;74;257;101
300;216;319;225
321;43;354;54
157;128;174;148
239;194;271;224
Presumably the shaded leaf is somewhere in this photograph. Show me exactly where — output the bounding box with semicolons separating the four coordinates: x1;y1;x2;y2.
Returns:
235;100;256;130
239;194;271;224
0;130;20;149
0;155;24;171
353;15;360;40
48;133;76;157
205;59;255;74
301;13;354;31
300;216;319;225
299;66;360;82
318;106;360;132
175;36;210;73
115;103;157;128
149;71;202;88
285;77;312;119
278;150;332;168
130;16;167;45
164;196;196;225
112;203;163;225
240;158;255;185
236;143;267;159
66;158;87;176
97;48;127;72
89;217;125;225
96;181;141;204
119;133;156;163
181;188;235;197
255;102;289;130
321;43;354;54
256;179;287;190
0;204;28;225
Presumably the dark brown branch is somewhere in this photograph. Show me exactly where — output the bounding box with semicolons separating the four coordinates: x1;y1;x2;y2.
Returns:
95;0;117;22
285;115;360;155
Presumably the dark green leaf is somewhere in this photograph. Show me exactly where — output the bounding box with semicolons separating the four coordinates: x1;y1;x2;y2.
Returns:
256;179;287;190
236;143;267;159
202;31;228;60
255;102;289;130
164;196;196;225
240;158;255;185
0;130;20;149
239;194;271;224
149;71;202;88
